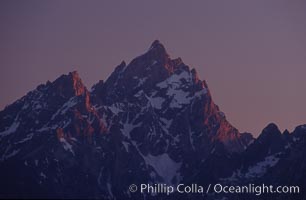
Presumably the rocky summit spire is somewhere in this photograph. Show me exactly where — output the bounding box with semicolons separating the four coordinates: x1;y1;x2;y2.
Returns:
92;40;189;104
52;70;86;98
149;40;166;51
261;123;281;137
145;40;169;63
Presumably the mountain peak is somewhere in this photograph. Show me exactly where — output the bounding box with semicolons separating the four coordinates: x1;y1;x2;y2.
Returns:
258;123;282;141
69;70;80;79
150;40;164;49
263;123;280;133
146;40;168;59
53;71;86;97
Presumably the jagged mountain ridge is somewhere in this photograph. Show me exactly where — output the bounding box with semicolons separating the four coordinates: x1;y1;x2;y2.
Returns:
0;40;305;199
219;123;306;199
91;40;251;153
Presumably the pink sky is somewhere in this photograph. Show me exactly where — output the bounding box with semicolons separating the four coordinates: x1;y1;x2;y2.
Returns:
1;0;306;136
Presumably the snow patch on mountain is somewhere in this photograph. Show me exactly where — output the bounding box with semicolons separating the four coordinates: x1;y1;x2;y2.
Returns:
121;119;142;139
1;149;20;161
159;118;172;129
122;141;130;152
157;71;191;89
224;154;280;182
133;77;148;88
156;71;207;108
51;97;78;120
245;154;280;178
146;95;165;109
40;172;47;179
59;137;75;155
157;73;190;101
0;120;20;137
142;153;181;184
14;133;34;144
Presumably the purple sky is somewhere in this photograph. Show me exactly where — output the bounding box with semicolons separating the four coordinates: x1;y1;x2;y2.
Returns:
1;0;306;136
